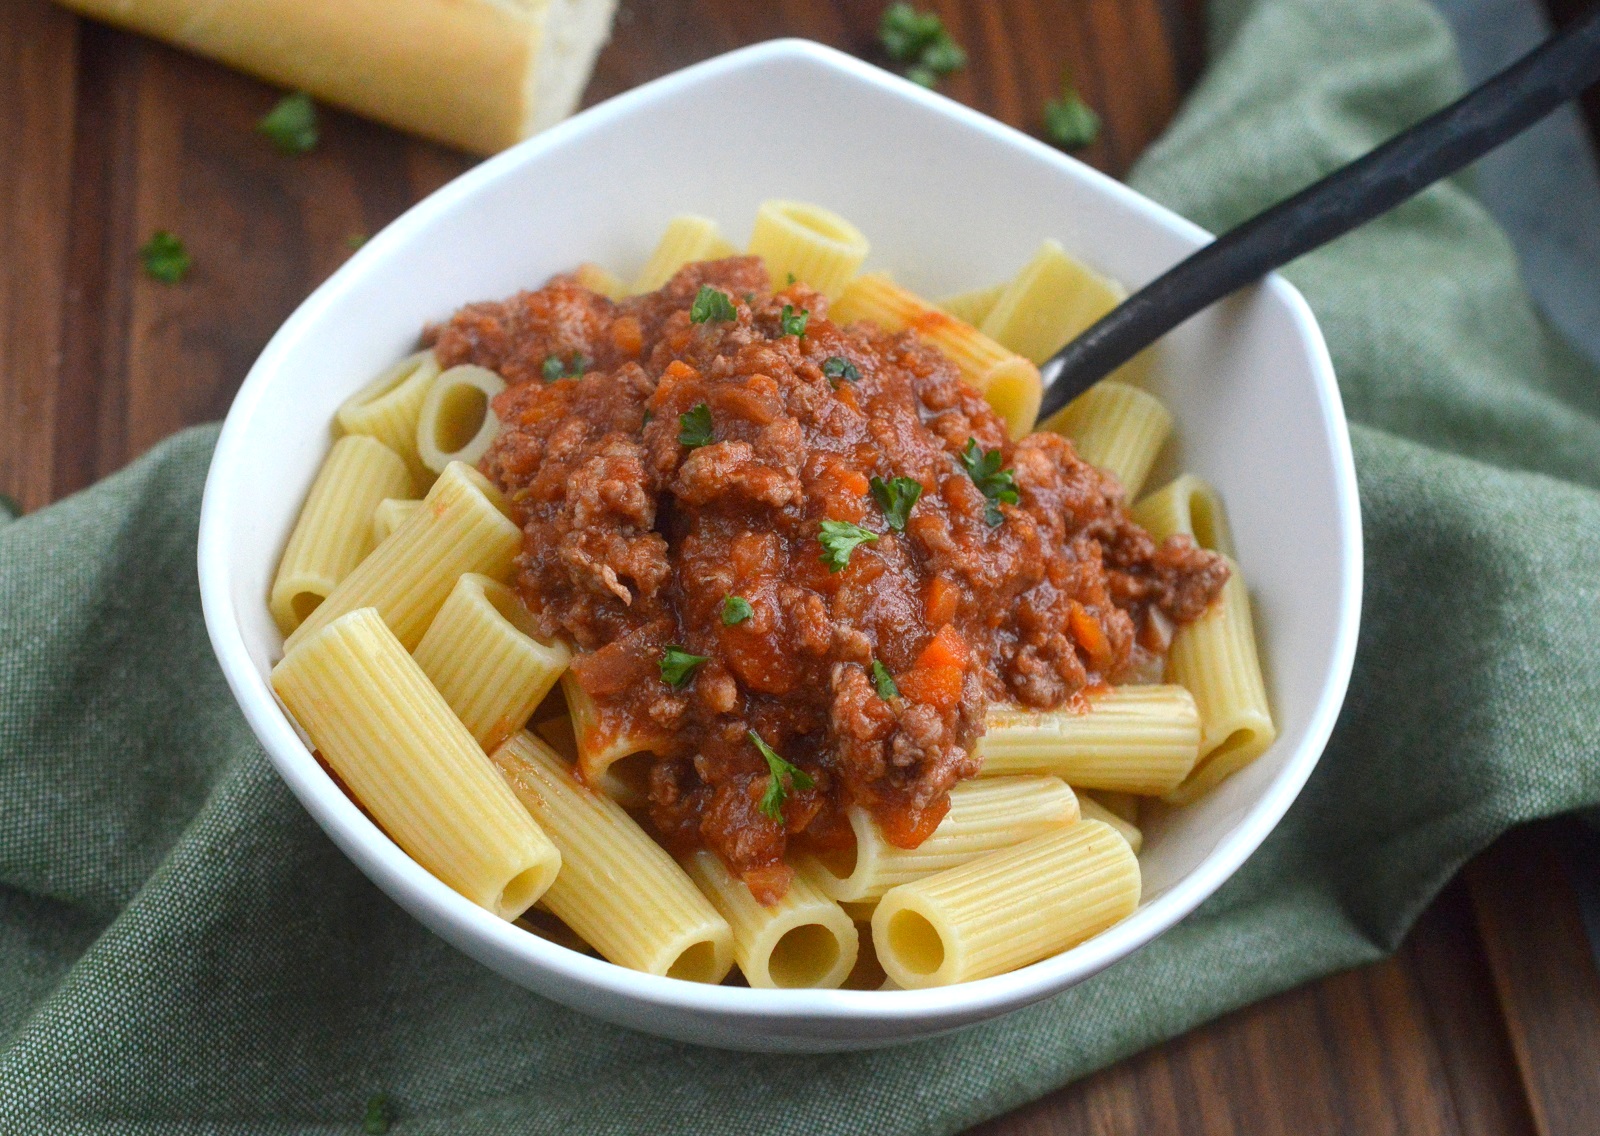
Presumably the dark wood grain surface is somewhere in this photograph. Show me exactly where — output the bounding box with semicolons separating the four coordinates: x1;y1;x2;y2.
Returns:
2;2;1596;1132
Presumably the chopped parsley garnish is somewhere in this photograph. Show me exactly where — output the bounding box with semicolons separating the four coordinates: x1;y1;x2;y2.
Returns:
750;730;815;821
690;285;737;323
542;356;564;381
822;356;861;385
540;352;588;382
960;438;1019;525
641;408;654;425
346;233;368;250
779;303;809;337
139;231;191;284
258;92;319;154
879;3;967;88
721;595;753;625
678;403;714;447
870;475;922;531
362;1094;391;1135
818;519;878;572
659;645;709;689
871;659;900;700
785;272;797;285
1043;71;1101;151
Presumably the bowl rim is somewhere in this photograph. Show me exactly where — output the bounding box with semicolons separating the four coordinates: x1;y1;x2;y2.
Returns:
198;37;1363;1027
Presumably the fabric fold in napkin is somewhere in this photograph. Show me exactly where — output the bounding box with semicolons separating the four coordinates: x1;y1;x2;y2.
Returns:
2;0;1599;1131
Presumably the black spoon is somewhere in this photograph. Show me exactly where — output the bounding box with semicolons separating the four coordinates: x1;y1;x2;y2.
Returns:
1034;4;1600;423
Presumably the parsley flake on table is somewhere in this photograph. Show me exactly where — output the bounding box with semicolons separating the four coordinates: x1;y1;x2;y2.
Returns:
959;437;1019;525
871;659;900;701
690;284;737;323
822;356;861;385
879;3;967;88
345;233;368;250
258;92;319;154
750;729;815;821
870;475;922;531
818;519;879;572
1043;71;1101;151
779;303;810;337
659;645;709;689
139;231;191;284
678;403;714;447
721;595;754;625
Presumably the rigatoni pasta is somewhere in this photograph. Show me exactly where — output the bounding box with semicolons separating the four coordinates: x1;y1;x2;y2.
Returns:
334;349;440;481
746;200;869;300
1042;380;1173;499
632;215;738;293
415;364;506;475
272;607;560;919
371;497;422;544
269;434;414;635
980;238;1125;364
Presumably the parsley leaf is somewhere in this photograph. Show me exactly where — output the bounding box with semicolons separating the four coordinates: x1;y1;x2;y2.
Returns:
785;272;797;285
750;730;815;821
258;92;319;154
139;231;191;284
871;659;900;700
678;403;714;447
959;438;1019;525
542;352;590;382
870;475;922;531
1044;72;1101;150
721;595;753;625
879;3;966;87
690;285;737;323
362;1094;391;1135
542;356;565;382
346;233;368;250
818;519;878;572
779;303;809;337
659;645;709;689
822;356;861;385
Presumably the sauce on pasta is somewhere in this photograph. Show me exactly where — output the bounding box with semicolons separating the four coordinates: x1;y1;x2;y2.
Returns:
429;258;1228;902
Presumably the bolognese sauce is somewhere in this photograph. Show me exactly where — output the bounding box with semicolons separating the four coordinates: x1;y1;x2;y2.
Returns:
429;257;1228;903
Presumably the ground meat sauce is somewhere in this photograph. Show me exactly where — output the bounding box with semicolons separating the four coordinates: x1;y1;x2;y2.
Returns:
430;258;1229;903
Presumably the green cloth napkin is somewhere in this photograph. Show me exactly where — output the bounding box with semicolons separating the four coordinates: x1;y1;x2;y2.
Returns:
3;0;1599;1130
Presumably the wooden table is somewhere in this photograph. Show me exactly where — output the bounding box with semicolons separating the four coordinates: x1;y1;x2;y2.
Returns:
4;2;1598;1131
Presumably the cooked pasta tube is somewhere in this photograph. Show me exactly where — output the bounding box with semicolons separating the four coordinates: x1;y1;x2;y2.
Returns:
413;573;571;752
746;200;870;300
873;819;1140;988
976;685;1201;795
631;215;739;293
490;732;735;982
802;775;1079;902
682;851;858;989
980;239;1125;364
269;435;413;635
1162;563;1276;804
1042;381;1173;499
416;364;506;475
334;350;440;481
831;273;1042;439
283;461;520;654
1131;474;1237;558
1079;794;1143;854
273;608;559;919
562;672;667;807
937;283;1005;327
371;497;423;544
572;262;625;299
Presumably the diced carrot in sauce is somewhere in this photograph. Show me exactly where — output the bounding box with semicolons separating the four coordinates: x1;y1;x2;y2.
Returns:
925;576;959;627
896;664;963;711
876;797;950;849
610;315;643;357
915;623;969;671
1068;602;1114;674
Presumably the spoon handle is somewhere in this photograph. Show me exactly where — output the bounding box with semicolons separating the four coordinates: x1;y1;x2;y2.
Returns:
1035;4;1600;422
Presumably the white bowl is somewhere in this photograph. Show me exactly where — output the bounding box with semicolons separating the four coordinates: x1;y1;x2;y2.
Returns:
198;39;1362;1053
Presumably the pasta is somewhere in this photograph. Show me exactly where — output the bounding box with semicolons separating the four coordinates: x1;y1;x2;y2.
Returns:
979;238;1125;364
415;364;506;475
269;434;414;635
272;607;560;919
976;685;1201;795
746;200;870;300
413;573;572;753
1042;380;1173;499
1131;474;1237;557
937;283;1005;327
561;672;667;808
334;349;440;481
572;262;625;300
283;460;520;653
371;497;422;544
632;215;738;293
1079;794;1143;854
872;820;1140;988
683;850;857;989
830;273;1042;439
491;732;735;981
802;775;1079;902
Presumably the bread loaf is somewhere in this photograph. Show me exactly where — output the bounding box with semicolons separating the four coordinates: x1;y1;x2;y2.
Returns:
53;0;619;155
